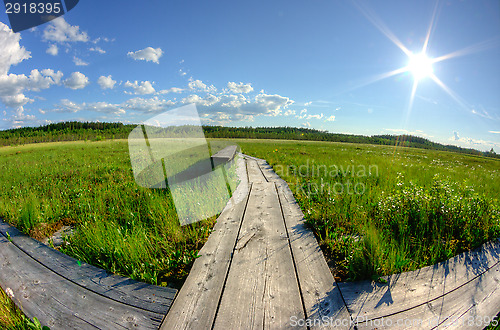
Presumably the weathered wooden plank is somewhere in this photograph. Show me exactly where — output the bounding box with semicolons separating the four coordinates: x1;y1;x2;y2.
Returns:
353;262;500;329
0;235;164;330
246;157;268;183
275;179;352;329
0;220;176;315
213;182;305;329
339;238;500;320
253;156;352;328
160;182;251;329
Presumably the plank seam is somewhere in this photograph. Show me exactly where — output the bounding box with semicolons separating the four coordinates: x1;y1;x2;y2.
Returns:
274;182;310;329
210;181;254;330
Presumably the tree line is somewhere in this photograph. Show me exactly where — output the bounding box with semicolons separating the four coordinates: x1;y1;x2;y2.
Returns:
0;121;497;159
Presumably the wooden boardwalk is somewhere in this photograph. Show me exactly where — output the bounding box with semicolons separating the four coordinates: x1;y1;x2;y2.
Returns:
162;156;351;329
1;153;499;329
161;155;500;329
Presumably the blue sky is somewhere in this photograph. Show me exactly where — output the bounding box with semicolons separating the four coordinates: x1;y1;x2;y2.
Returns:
0;0;499;151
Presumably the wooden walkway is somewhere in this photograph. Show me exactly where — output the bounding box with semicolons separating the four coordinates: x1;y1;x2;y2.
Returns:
161;155;500;329
1;153;499;329
162;155;351;329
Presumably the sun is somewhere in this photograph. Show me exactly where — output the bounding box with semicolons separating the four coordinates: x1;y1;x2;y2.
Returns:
407;52;434;80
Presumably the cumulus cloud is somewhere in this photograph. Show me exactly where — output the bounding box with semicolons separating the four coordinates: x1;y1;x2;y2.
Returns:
227;82;253;94
158;87;184;94
97;75;116;90
53;98;124;115
43;17;89;43
453;131;460;141
123;96;176;113
188;79;216;93
326;115;336;122
283;109;296;116
0;22;31;75
46;44;58;56
63;72;89;90
73;56;88;66
127;47;163;64
251;93;294;116
124;80;155;95
0;69;63;108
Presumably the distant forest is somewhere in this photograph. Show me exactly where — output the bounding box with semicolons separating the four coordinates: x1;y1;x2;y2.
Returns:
0;121;498;159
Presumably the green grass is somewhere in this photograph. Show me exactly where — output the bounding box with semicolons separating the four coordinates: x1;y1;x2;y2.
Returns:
237;139;500;280
0;140;221;288
0;286;49;329
0;138;498;285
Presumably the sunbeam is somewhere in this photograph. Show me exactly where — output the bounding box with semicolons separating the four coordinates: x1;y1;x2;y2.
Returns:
430;74;471;111
351;0;412;56
432;37;500;64
422;0;441;53
336;67;408;95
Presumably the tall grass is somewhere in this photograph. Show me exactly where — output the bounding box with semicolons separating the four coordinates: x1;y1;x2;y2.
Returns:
0;286;49;329
0;141;217;287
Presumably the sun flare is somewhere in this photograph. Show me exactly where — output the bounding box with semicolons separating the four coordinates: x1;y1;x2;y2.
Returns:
408;52;434;80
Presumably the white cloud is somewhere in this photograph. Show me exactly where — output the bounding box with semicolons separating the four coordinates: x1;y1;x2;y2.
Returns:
182;94;221;107
251;93;294;116
326;115;336;122
46;44;58;56
97;75;116;90
73;56;88;66
283;109;296;116
489;131;500;134
54;99;82;112
43;17;89;43
124;80;155;95
188;79;216;93
63;72;89;90
0;22;31;75
127;47;163;64
124;96;175;113
448;132;500;152
158;87;184;94
305;113;324;120
0;69;63;108
302;122;311;128
53;98;124;115
89;46;105;54
227;82;253;94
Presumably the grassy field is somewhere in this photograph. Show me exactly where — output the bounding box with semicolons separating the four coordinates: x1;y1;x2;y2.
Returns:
238;139;500;280
0;138;498;287
0;140;219;288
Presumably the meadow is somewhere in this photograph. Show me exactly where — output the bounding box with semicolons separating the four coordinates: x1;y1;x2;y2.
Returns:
0;140;218;288
238;139;500;280
0;138;498;287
